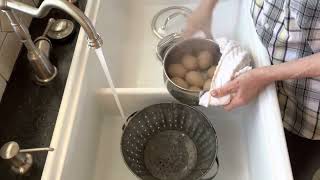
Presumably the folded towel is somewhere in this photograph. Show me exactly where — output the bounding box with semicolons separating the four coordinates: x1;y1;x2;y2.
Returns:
199;38;253;107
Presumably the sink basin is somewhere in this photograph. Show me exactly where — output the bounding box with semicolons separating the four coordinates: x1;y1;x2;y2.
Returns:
92;88;290;180
41;0;293;180
93;0;242;88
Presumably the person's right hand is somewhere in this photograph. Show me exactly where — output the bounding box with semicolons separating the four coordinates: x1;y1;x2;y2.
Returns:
184;0;217;39
211;68;272;111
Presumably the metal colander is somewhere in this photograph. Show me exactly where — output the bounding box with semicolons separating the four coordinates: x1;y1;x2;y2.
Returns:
121;103;218;180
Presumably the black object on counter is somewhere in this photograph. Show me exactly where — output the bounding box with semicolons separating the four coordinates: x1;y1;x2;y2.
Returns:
285;130;320;180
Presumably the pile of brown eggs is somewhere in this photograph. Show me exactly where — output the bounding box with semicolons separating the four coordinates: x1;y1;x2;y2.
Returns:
167;50;217;91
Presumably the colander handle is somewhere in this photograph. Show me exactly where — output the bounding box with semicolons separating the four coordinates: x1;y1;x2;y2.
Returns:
200;157;220;180
122;111;138;131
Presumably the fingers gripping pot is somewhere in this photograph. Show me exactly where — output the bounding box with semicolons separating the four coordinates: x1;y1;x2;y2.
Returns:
152;7;221;105
121;103;219;180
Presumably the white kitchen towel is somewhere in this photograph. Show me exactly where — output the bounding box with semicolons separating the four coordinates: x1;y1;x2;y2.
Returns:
199;38;253;107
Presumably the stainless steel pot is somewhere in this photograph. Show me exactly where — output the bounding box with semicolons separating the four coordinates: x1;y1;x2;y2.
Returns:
157;33;221;105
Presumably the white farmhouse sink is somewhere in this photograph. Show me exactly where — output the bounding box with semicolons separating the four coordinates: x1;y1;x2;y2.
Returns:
41;0;294;180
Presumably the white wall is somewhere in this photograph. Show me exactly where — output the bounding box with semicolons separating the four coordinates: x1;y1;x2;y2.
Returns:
0;0;39;101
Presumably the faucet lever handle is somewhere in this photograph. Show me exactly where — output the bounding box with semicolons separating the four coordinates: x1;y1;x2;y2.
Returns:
0;142;54;175
42;18;56;37
20;147;54;153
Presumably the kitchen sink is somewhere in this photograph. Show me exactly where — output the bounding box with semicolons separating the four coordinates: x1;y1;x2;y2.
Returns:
43;84;293;180
41;0;293;180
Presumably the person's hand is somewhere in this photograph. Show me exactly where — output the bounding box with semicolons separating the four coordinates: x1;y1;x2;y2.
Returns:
211;68;272;111
184;1;217;39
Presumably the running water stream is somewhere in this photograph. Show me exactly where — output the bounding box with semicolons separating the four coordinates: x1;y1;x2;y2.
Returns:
95;48;125;120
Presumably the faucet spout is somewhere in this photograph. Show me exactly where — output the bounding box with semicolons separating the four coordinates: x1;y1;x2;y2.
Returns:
4;0;102;48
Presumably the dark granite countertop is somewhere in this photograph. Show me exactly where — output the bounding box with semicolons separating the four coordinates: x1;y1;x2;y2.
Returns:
0;1;86;179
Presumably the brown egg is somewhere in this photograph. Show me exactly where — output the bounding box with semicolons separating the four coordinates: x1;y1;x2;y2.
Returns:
181;55;198;70
189;86;202;91
171;77;189;89
185;71;205;88
167;64;187;78
203;79;212;91
198;51;213;70
207;65;217;79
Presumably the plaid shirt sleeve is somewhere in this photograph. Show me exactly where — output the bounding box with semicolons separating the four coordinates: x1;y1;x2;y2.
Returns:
251;0;320;140
290;0;320;53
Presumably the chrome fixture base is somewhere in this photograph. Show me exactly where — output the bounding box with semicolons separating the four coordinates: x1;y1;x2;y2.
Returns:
35;66;58;85
0;141;54;175
11;153;33;175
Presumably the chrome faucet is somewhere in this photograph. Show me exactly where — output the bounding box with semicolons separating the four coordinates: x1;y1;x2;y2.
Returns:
1;0;103;48
0;0;103;84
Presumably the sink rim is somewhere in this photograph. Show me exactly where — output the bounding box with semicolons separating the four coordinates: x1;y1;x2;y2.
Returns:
41;0;101;179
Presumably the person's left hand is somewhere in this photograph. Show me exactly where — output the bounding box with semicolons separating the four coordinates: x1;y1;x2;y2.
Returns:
183;3;214;39
211;68;272;111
